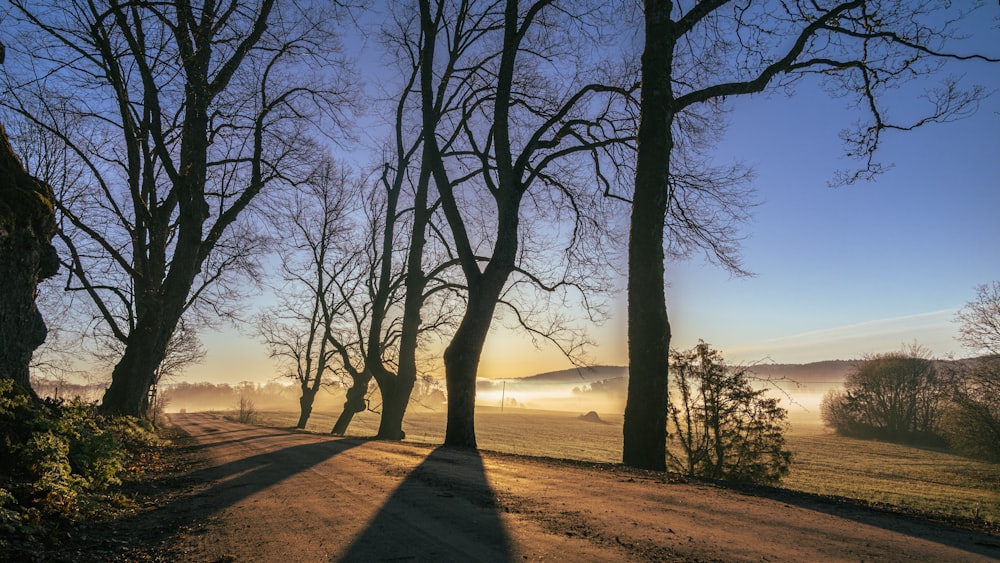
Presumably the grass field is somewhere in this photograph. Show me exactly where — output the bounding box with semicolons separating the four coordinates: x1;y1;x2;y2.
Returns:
242;405;999;525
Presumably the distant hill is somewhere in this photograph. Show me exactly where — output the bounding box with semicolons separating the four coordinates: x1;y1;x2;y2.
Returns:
746;361;855;383
508;362;854;384
512;365;627;384
488;358;980;386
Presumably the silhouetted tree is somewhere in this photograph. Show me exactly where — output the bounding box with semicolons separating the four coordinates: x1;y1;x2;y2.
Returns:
2;0;354;416
944;283;1000;460
259;159;357;429
941;357;1000;461
328;7;465;439
624;0;997;469
821;345;945;443
419;0;633;448
956;282;1000;356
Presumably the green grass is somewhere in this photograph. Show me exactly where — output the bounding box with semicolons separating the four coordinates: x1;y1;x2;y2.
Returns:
783;421;999;523
245;406;999;525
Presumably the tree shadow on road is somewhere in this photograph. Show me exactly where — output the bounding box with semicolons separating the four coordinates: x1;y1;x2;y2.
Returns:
178;434;369;517
339;446;514;562
80;421;368;561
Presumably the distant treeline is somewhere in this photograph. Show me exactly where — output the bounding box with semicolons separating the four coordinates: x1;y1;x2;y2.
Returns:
32;378;105;403
31;377;448;417
822;351;999;462
162;381;340;413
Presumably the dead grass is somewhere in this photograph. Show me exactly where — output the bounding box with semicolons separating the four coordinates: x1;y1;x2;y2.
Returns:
250;406;999;525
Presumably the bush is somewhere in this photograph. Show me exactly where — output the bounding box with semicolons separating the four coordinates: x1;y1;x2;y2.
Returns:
820;346;947;445
667;342;792;485
0;378;158;546
940;357;1000;462
238;394;257;424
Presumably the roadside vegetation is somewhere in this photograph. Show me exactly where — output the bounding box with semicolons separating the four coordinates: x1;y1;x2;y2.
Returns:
0;380;162;555
666;343;791;484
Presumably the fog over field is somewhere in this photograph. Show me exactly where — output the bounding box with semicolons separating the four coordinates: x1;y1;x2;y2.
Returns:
473;361;854;423
145;360;858;420
46;359;856;424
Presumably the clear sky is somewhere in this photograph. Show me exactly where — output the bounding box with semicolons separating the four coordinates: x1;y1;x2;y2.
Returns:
182;8;1000;386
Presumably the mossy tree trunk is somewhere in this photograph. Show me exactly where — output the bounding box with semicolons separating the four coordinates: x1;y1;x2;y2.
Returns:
0;123;58;395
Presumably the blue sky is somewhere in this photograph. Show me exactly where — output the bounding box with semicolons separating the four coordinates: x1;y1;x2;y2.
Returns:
663;47;1000;366
475;18;1000;378
183;8;1000;385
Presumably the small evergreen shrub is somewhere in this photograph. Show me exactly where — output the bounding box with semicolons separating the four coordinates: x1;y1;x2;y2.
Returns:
667;342;792;485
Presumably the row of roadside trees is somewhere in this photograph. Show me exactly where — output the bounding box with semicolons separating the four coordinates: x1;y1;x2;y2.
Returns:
2;1;997;471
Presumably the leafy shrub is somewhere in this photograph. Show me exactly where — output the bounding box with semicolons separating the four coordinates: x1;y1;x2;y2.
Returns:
667;342;792;485
19;430;80;515
54;400;124;490
0;378;158;541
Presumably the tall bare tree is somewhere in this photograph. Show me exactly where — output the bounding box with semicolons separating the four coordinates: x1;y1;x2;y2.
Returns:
326;4;451;439
259;159;358;429
418;0;636;447
624;0;997;470
956;282;1000;357
947;282;1000;461
2;0;353;416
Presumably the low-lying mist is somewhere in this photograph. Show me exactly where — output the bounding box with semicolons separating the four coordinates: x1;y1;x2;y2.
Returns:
476;376;628;415
49;361;848;430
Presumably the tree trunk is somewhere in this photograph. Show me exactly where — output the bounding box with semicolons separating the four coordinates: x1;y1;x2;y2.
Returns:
332;378;369;435
101;317;175;417
376;108;433;440
622;0;674;471
297;387;318;429
376;322;419;439
376;374;416;440
443;284;506;448
0;124;58;395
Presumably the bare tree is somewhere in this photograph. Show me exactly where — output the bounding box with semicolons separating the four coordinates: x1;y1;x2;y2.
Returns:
326;178;401;436
956;282;1000;357
324;8;438;438
419;0;635;448
1;0;354;416
259;159;357;429
945;282;1000;461
624;0;997;470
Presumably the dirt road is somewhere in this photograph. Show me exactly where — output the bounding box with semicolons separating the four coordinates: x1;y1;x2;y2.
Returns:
139;412;998;562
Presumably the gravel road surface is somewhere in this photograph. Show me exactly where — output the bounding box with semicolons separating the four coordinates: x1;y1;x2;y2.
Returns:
141;412;999;562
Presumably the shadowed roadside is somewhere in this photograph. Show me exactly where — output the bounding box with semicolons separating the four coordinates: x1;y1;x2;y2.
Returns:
726;482;1000;559
80;413;369;560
